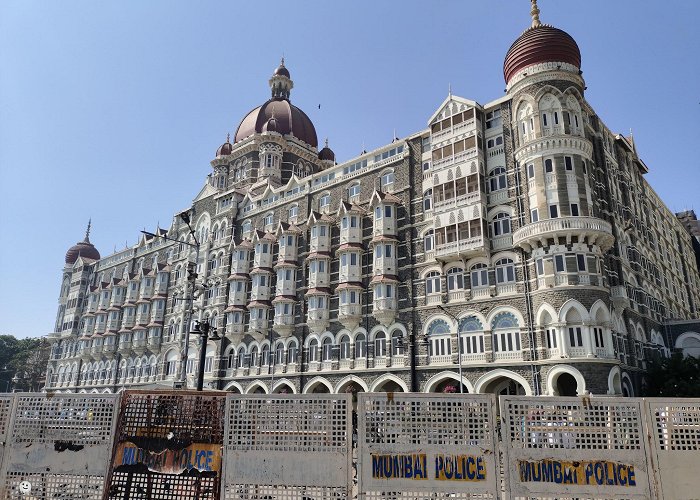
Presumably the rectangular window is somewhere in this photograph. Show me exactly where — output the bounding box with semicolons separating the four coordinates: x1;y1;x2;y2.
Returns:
385;206;392;218
577;254;586;272
549;205;559;218
568;327;583;347
375;207;382;220
545;159;553;173
555;255;565;272
527;164;535;178
571;203;579;216
536;259;544;276
565;156;573;170
546;328;557;349
350;253;358;265
320;225;327;236
384;244;392;257
350;216;358;228
531;209;539;222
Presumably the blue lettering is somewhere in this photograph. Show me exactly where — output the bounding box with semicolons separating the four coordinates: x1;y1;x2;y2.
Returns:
476;457;485;481
563;465;574;484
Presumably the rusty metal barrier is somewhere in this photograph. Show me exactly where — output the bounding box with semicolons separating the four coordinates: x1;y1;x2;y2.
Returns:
0;392;120;499
103;390;226;500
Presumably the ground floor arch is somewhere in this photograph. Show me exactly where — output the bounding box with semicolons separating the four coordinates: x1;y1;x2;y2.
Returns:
370;374;409;393
302;377;333;394
475;369;532;396
546;365;586;396
424;371;474;393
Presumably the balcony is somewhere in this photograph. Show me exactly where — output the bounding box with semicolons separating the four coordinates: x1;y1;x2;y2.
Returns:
595;347;615;359
493;350;524;362
433;191;480;214
307;308;330;334
610;286;630;310
491;235;513;251
461;353;487;363
496;283;518;296
512;216;614;252
338;304;362;329
273;314;295;338
435;236;485;260
372;298;397;326
428;354;452;365
447;289;467;302
248;319;268;339
226;323;245;339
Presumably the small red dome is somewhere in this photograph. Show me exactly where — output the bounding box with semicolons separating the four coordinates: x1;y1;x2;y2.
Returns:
318;139;335;162
65;240;100;264
216;134;233;157
273;62;290;78
503;25;581;84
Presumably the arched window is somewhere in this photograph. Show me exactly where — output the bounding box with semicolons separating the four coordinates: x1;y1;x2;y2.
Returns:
275;342;284;365
491;312;521;354
459;316;484;356
355;333;367;358
261;345;270;366
495;258;515;283
380;170;395;189
242;220;252;235
322;337;334;361
391;331;404;356
427;319;451;358
425;271;441;295
264;213;274;227
470;263;489;288
423;189;433;211
489;167;507;192
287;341;298;364
250;346;259;367
446;267;465;291
492;213;511;236
374;332;387;358
237;347;246;368
308;339;319;362
340;335;351;359
288;204;298;220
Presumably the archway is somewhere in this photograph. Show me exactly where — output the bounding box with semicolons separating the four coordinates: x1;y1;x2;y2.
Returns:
303;377;333;394
475;369;531;396
546;365;586;396
424;371;474;393
223;381;243;394
246;382;268;394
370;374;409;393
607;366;622;395
271;380;296;394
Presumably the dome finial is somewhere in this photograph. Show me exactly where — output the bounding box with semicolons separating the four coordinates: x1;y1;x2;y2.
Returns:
226;132;230;142
530;0;541;27
84;218;92;242
325;137;329;148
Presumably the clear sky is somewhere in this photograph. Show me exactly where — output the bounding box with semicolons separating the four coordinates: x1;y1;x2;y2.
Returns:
1;1;698;338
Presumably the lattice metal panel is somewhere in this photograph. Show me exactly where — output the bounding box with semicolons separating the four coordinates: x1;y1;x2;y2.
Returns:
107;471;219;499
357;393;499;500
0;396;14;442
104;391;227;500
2;472;104;500
10;393;117;445
646;398;700;500
0;393;119;499
116;391;226;450
500;396;652;500
223;395;352;499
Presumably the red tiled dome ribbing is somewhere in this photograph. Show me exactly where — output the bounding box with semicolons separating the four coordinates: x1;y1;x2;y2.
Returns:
503;25;581;84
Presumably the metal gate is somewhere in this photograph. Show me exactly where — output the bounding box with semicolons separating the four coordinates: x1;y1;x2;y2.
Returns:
0;392;119;499
500;395;652;499
104;390;227;500
645;398;700;499
222;394;352;499
357;393;500;499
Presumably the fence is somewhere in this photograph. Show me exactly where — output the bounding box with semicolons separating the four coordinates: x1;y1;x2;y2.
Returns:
0;392;698;499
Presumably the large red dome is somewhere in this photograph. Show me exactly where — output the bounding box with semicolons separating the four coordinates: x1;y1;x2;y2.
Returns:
65;240;100;264
503;25;581;84
234;98;318;148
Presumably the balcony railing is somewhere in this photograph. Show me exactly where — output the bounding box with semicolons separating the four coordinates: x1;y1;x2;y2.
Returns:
433;191;481;213
435;236;484;259
493;350;524;362
512;216;614;251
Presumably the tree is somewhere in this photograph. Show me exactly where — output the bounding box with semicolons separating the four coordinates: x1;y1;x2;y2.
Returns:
644;352;700;397
0;335;50;392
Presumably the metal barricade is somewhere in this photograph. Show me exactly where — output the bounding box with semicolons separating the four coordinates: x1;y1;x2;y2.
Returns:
500;395;652;500
357;392;500;499
0;392;119;499
645;398;700;500
104;390;226;500
222;394;352;499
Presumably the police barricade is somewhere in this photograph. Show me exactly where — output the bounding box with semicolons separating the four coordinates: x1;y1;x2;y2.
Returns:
104;390;226;500
222;394;352;499
645;398;700;499
500;395;652;499
0;395;13;480
0;392;120;499
357;393;500;499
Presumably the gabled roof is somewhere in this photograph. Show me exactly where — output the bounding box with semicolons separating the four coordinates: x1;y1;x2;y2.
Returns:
337;200;365;217
193;182;218;203
369;190;402;208
428;95;481;125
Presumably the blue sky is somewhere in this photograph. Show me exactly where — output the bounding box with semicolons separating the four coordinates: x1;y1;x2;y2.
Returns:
1;1;698;338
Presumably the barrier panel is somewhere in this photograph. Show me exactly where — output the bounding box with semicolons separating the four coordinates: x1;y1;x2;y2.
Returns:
500;395;653;500
645;398;700;499
222;394;352;499
0;392;120;499
357;393;500;499
103;390;226;500
0;396;13;480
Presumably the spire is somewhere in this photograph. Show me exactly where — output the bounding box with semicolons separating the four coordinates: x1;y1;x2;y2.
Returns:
270;58;293;99
325;138;329;148
448;82;452;97
84;219;92;243
226;132;230;143
530;0;541;27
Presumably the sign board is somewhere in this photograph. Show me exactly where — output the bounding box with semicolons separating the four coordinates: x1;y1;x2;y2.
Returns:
357;392;499;499
500;395;653;499
222;394;352;499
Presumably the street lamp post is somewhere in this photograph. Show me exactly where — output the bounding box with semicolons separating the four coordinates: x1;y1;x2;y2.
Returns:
142;210;199;390
437;305;464;394
191;319;221;391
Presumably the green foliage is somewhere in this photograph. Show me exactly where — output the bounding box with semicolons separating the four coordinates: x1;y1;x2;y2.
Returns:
644;352;700;397
0;335;50;392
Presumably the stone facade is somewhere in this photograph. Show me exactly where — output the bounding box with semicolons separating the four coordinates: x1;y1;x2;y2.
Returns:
46;9;700;400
